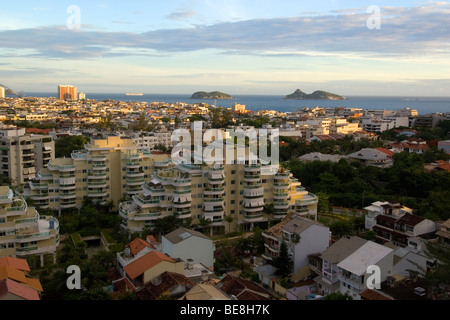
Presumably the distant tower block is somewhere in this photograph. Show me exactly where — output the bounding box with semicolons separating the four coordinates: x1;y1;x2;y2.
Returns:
232;102;246;114
78;92;86;100
0;87;5;98
58;85;78;101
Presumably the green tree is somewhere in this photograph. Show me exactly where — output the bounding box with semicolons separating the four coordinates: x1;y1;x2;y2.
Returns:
55;135;88;158
272;241;293;278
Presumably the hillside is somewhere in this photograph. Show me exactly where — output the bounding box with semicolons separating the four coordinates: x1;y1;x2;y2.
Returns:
285;89;347;100
191;91;233;99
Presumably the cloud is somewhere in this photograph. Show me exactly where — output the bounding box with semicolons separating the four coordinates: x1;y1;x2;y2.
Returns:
0;3;449;60
166;9;196;21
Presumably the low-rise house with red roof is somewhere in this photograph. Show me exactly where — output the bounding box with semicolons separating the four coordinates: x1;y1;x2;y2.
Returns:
122;250;184;288
136;271;194;300
216;274;274;300
0;278;40;300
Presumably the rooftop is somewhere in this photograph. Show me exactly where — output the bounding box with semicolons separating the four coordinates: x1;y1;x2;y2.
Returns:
164;227;212;245
123;251;175;280
337;241;393;276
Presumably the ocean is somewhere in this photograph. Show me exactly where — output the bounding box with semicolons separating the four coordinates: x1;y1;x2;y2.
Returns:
19;93;450;115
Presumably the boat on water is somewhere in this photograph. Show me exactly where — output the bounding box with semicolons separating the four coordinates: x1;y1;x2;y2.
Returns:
126;92;144;96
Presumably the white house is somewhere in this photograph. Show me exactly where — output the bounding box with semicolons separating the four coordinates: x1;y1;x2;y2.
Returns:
337;241;394;300
161;227;215;270
262;215;330;279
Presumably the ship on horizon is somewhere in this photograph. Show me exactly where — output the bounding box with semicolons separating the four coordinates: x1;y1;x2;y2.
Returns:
126;92;144;96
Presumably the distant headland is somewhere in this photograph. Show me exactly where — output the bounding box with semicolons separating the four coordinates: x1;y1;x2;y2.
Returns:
0;84;18;95
285;89;347;100
191;91;233;99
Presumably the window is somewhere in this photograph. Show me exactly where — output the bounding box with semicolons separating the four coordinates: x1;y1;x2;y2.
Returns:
231;190;235;194
231;200;235;204
231;170;236;174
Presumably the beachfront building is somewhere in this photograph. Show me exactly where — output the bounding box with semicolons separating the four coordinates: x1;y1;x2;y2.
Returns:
26;135;168;212
0;186;59;266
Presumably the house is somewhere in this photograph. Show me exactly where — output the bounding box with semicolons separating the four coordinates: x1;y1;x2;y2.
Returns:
384;238;437;278
262;215;330;279
337;241;394;300
136;271;194;300
372;212;437;247
364;201;413;230
216;274;274;300
311;236;367;296
0;257;43;300
299;152;347;163
179;283;231;300
0;278;40;300
122;250;185;288
436;219;450;246
161;227;215;270
346;148;393;168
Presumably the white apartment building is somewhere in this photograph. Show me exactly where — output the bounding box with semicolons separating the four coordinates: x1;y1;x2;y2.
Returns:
0;127;54;185
132;131;173;150
0;186;59;267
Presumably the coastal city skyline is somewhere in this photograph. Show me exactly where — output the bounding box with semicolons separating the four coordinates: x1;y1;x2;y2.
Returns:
1;1;450;96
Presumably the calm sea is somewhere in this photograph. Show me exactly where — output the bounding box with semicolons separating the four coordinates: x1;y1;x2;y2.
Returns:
20;93;450;115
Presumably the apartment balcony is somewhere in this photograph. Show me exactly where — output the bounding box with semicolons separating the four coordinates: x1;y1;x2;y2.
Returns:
38;172;53;181
127;171;145;178
203;187;224;195
59;177;76;185
173;189;191;195
273;191;289;200
244;174;261;183
243;205;264;213
92;164;107;171
88;181;107;189
273;182;290;189
15;245;57;257
143;184;165;196
59;192;77;200
264;241;280;253
274;172;290;179
244;164;261;172
129;212;162;221
48;163;75;172
126;161;141;169
127;178;145;186
296;193;319;206
15;231;53;243
178;163;202;173
91;155;107;162
273;210;288;219
273;201;290;210
133;195;160;209
154;160;171;168
243;187;264;197
88;173;107;180
172;178;191;187
6;203;28;217
59;184;76;191
244;213;265;222
60;202;77;209
126;153;142;161
172;200;192;208
174;210;192;219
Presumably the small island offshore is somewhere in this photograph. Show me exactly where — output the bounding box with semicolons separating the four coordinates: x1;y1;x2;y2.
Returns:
191;91;233;99
285;89;347;100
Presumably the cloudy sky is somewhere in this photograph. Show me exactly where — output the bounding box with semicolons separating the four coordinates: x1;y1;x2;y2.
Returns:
1;0;450;96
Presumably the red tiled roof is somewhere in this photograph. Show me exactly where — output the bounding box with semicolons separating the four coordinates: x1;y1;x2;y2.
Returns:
124;251;175;280
0;266;28;283
396;213;425;226
375;148;394;158
126;238;154;256
0;279;40;300
360;289;393;300
0;257;31;272
136;271;194;300
217;274;273;300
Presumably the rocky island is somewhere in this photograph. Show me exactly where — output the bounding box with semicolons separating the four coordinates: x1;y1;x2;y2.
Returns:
285;89;347;100
191;91;233;99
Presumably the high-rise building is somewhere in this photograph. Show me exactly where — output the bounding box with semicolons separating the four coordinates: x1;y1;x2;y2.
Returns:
0;126;54;185
0;87;5;98
78;92;86;100
27;136;167;212
58;85;78;101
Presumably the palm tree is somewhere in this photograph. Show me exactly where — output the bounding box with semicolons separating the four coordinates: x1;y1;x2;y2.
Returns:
224;215;234;233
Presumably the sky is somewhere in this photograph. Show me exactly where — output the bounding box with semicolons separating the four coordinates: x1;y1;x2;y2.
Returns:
0;0;450;96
